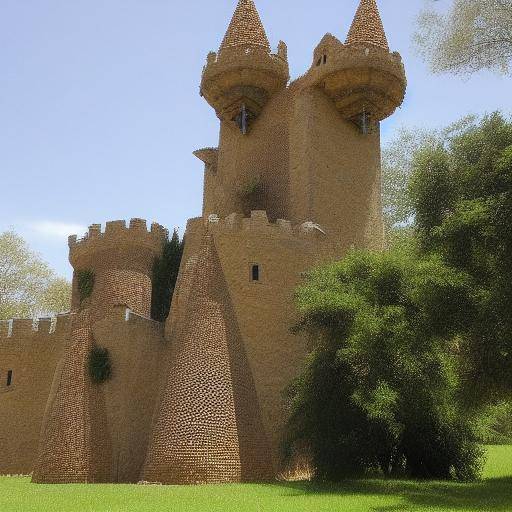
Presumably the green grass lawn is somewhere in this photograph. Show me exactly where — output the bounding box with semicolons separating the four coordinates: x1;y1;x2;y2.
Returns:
1;446;511;512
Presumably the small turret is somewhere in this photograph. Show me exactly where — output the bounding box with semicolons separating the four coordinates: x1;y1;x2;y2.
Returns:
68;219;167;321
200;0;289;133
309;0;406;132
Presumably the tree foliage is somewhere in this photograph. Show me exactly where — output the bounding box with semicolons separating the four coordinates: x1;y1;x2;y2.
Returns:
151;229;184;322
381;116;476;239
414;0;512;76
409;113;512;401
0;231;71;319
285;250;483;481
287;114;512;482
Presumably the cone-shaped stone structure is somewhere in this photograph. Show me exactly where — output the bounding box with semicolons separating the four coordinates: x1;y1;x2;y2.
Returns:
142;232;273;484
346;0;389;50
220;0;270;52
32;310;111;483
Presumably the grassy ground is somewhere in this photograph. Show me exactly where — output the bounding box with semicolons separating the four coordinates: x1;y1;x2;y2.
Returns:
1;446;511;512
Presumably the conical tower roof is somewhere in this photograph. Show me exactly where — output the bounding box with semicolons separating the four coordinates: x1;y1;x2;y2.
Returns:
346;0;389;51
220;0;270;52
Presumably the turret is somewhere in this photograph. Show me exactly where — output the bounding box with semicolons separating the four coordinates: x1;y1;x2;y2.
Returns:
309;0;406;132
68;219;167;321
200;0;289;133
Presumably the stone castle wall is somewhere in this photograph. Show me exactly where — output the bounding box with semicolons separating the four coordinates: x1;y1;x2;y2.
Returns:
202;73;385;252
31;307;168;483
157;212;335;478
144;231;273;484
31;218;169;484
0;316;70;475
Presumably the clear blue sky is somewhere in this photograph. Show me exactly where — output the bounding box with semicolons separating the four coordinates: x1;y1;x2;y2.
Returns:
0;0;510;278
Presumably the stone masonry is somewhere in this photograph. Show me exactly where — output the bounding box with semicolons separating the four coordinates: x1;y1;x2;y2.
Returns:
0;0;406;484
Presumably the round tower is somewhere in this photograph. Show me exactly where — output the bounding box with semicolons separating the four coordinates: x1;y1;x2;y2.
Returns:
68;218;167;321
310;0;406;132
200;0;289;133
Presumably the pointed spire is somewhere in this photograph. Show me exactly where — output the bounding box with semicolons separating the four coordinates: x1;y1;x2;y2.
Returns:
220;0;270;52
346;0;389;51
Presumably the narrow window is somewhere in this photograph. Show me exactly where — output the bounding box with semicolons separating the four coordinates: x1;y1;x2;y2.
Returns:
323;54;327;64
6;370;12;387
316;58;322;67
251;264;260;282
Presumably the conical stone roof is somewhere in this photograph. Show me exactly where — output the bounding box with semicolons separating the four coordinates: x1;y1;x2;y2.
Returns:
346;0;389;51
220;0;270;52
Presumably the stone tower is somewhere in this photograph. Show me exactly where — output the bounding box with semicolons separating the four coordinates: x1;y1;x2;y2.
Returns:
143;0;406;484
32;220;167;483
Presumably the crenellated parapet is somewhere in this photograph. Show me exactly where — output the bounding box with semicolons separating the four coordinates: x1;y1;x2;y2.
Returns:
200;46;289;129
301;41;406;127
0;314;72;342
68;219;168;320
69;218;167;267
206;210;328;242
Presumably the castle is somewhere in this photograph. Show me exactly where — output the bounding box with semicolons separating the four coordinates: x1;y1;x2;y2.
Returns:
0;0;405;484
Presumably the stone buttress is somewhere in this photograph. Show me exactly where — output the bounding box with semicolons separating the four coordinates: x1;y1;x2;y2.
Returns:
142;231;273;484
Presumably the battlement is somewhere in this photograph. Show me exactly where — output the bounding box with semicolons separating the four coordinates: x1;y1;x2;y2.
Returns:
202;45;288;81
297;40;406;123
205;210;328;241
68;218;168;268
0;314;73;342
200;45;289;124
306;43;404;84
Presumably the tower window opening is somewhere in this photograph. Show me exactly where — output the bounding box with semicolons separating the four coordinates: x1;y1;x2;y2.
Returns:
251;264;260;282
6;370;12;387
323;54;327;64
316;57;322;67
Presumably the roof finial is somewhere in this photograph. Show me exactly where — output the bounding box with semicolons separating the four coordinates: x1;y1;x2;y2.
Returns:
219;0;270;52
346;0;389;51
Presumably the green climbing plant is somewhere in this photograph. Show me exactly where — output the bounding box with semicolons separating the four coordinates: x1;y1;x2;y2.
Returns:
88;345;112;384
77;269;94;304
239;177;265;215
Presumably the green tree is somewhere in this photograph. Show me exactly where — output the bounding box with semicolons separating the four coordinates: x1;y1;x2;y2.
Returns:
0;231;71;319
40;277;72;316
151;229;184;322
285;250;483;481
414;0;512;76
409;113;512;401
381;117;475;245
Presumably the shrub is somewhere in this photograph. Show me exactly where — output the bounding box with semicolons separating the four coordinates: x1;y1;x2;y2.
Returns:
88;345;112;384
285;249;483;481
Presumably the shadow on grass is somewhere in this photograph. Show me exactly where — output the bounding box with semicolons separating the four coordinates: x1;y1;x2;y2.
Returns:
276;476;512;511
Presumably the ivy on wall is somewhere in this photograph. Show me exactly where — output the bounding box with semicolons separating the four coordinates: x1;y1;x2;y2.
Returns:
151;229;184;322
77;270;95;304
239;177;265;215
88;345;112;384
